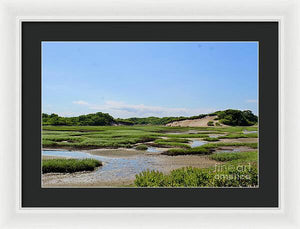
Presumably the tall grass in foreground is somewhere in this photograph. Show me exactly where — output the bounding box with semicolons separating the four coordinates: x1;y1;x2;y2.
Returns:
134;166;258;187
135;151;258;187
42;158;102;173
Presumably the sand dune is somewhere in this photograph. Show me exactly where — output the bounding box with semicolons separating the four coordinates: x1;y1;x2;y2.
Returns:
166;115;223;127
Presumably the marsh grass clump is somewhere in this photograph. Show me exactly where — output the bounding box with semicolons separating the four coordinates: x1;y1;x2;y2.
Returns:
42;158;102;173
164;134;209;138
155;138;190;143
209;151;258;163
152;139;191;149
218;133;258;139
201;142;258;149
135;144;148;150
162;146;212;156
162;141;257;156
203;137;220;142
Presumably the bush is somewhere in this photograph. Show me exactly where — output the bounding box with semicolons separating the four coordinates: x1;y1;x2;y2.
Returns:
134;170;167;187
215;122;221;126
136;144;148;150
42;112;115;126
207;121;214;126
42;158;102;173
216;109;257;126
134;166;258;187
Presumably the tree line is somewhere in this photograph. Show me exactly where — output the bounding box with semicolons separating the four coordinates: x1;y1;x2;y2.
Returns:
42;109;258;126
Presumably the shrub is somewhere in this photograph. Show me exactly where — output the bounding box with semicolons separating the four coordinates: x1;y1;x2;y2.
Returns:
136;144;148;150
215;122;221;126
216;109;257;126
42;158;102;173
207;121;214;126
134;170;167;187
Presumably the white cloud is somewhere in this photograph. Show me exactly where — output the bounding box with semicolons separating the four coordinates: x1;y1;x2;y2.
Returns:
246;99;257;103
73;100;90;106
72;100;215;118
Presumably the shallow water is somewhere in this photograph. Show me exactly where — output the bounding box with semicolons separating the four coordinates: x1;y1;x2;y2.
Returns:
243;130;258;134
216;148;241;153
209;135;218;138
191;140;206;148
167;130;199;135
146;147;161;153
42;150;158;183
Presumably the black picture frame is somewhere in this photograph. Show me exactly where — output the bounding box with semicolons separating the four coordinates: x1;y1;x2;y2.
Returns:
22;22;278;208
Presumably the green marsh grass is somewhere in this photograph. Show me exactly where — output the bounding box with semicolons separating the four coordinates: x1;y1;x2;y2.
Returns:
203;137;220;142
209;151;258;162
162;146;212;156
153;139;191;148
42;125;258;149
42;158;102;173
218;133;258;139
135;144;148;150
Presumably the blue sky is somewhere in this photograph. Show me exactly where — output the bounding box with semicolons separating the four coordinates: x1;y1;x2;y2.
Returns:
42;42;258;118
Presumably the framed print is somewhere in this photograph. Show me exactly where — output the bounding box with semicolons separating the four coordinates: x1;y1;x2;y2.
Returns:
22;22;278;207
1;0;300;228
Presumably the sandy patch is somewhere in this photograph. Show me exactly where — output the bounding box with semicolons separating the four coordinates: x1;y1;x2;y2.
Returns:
87;148;143;158
156;155;219;172
219;138;258;143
